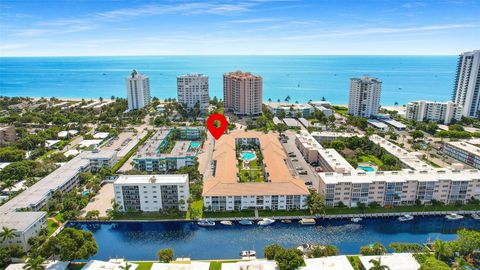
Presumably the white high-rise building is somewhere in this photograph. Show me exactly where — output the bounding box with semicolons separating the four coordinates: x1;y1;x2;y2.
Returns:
126;70;151;111
348;76;381;118
452;50;480;118
177;74;209;111
406;100;463;125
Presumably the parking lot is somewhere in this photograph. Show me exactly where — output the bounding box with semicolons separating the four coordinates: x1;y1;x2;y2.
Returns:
281;130;320;190
102;131;143;158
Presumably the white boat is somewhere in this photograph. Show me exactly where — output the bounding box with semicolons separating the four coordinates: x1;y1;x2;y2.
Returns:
299;218;316;225
398;214;414;222
257;218;275;226
281;219;292;224
351;217;362;223
238;220;254;226
197;219;215;227
240;250;256;257
445;213;464;220
220;220;233;226
472;213;480;220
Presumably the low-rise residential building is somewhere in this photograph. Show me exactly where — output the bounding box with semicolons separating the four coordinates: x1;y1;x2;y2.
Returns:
0;212;47;250
367;119;389;132
359;253;420;270
319;169;480;207
444;141;480;169
0;125;16;144
114;174;189;212
380;118;407;130
295;131;323;163
87;150;118;171
133;127;203;172
266;102;315;118
82;259;138;270
311;131;361;142
202;131;309;211
300;256;354;270
406;100;462;125
283;118;301;128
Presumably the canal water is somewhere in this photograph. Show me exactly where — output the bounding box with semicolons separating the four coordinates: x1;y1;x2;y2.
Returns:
68;216;480;260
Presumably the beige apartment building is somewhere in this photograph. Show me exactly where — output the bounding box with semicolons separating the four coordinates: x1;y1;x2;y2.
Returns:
223;71;263;116
319;170;480;207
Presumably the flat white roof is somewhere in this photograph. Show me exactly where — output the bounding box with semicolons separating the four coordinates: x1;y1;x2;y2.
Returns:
319;168;480;184
0;162;11;170
300;256;354;270
382;119;407;129
283;118;301;127
93;132;110;139
317;148;355;172
447;141;480;156
82;260;138;270
0;211;46;232
311;131;361;138
368;119;388;128
115;174;189;185
80;139;103;148
359;253;420;270
221;260;278;270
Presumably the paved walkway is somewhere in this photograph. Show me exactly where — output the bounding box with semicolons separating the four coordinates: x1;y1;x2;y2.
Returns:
80;183;114;217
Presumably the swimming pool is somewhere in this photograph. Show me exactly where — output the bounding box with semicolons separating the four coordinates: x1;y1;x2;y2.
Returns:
190;141;201;149
358;166;375;172
240;151;256;161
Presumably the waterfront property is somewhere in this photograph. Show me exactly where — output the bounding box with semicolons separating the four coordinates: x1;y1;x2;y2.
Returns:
126;69;151;111
67;216;480;260
114;174;189;212
0;150;117;249
405;100;462;125
348;76;382;118
444;141;480;169
266;102;315;118
319;169;480;207
359;253;420;270
133;127;203;172
452;50;480;118
202;131;309;211
177;73;210;112
223;71;263;116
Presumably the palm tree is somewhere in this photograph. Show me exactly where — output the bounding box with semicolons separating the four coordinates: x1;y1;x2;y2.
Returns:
432;239;452;260
120;261;132;270
23;256;44;270
369;258;390;270
0;227;16;243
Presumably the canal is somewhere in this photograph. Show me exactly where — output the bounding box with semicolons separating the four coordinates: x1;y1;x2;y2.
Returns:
68;216;480;260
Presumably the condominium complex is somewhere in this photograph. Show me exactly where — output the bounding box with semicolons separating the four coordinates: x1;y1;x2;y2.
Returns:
452;50;480;118
406;100;462;124
348;76;382;118
177;74;209;111
0;150;117;250
444;141;480;169
114;174;189;212
133;127;203;172
0;125;16;144
223;71;263;116
126;70;151;111
319;169;480;207
202;131;309;211
266;102;317;118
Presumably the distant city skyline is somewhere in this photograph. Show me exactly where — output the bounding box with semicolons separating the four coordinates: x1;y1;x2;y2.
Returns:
0;0;479;56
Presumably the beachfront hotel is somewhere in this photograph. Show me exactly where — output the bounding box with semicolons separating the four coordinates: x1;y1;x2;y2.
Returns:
133;127;203;172
266;102;316;118
223;71;263;116
452;50;480;118
405;100;462;125
348;76;382;118
202;131;309;211
126;69;151;111
177;74;210;112
113;174;189;212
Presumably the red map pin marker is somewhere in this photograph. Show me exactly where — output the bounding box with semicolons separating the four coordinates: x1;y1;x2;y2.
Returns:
206;113;228;140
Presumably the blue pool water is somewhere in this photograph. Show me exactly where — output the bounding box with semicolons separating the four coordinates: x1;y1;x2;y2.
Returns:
240;151;256;161
0;56;457;105
358;166;375;172
190;141;201;149
67;216;480;260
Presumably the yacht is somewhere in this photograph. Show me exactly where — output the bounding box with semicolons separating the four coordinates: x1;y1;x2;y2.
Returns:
471;213;480;220
351;217;362;223
299;218;316;225
445;213;464;220
220;220;233;226
240;250;256;258
398;215;414;222
197;219;215;227
238;220;254;226
257;218;275;226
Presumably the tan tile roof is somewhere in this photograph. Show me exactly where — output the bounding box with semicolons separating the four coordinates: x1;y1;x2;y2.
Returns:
203;130;309;196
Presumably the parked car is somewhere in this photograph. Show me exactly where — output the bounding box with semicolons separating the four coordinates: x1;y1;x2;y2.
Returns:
299;170;308;175
295;166;303;170
291;158;298;161
288;154;296;157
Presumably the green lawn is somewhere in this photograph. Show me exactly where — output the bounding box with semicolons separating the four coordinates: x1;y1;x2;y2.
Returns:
238;160;264;183
133;262;154;270
358;154;384;167
47;219;59;236
333;106;349;116
209;261;240;270
186;199;204;219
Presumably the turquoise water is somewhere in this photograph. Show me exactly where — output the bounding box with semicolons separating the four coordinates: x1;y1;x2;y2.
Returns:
358;166;375;172
0;56;457;104
189;141;201;150
240;151;256;161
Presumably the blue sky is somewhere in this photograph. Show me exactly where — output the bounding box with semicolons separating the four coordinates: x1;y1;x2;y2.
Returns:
0;0;479;56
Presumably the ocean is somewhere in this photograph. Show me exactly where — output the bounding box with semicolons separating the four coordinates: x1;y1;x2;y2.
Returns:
0;55;457;105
